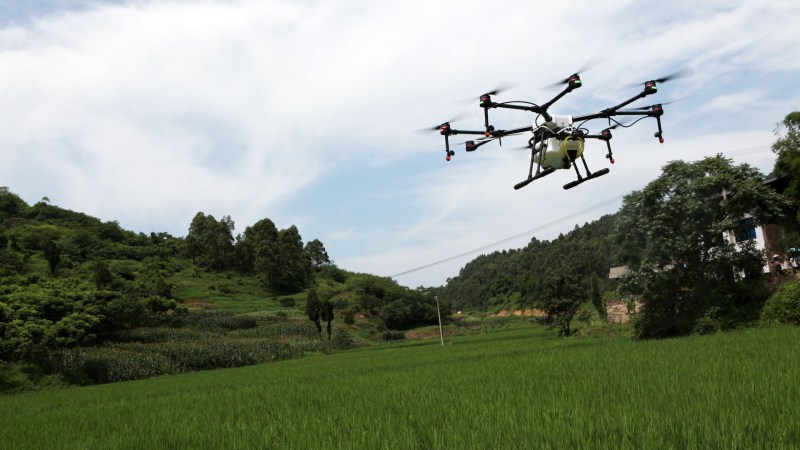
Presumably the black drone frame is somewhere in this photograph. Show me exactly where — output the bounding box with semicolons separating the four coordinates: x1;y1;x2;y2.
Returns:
434;73;668;190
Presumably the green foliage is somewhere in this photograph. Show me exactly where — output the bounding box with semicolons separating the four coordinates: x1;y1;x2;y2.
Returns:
320;299;334;339
382;330;406;341
305;288;322;336
317;264;347;283
0;187;345;387
0;187;28;223
761;280;800;325
771;111;800;222
92;260;114;288
441;215;620;311
3;327;800;448
590;272;605;318
235;219;311;292
274;226;310;291
618;156;788;338
304;238;331;270
42;238;61;275
185;212;235;271
539;274;586;336
381;293;438;330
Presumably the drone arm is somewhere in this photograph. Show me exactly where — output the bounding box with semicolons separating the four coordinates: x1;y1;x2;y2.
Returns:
447;128;488;136
572;86;656;122
539;85;575;113
483;102;552;122
654;115;664;143
497;125;534;136
582;133;616;164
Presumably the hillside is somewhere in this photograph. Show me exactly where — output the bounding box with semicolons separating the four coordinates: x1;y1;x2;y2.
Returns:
439;213;621;312
0;187;442;391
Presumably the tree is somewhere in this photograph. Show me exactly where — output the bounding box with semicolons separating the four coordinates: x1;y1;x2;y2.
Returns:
771;111;800;222
0;187;27;223
43;238;61;276
92;259;114;289
617;156;788;338
304;239;331;271
320;299;334;340
305;288;322;337
185;212;235;271
540;274;585;336
590;272;605;319
238;218;279;279
274;226;309;292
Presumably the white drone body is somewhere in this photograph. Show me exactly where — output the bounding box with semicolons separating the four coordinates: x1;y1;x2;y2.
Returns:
531;114;583;170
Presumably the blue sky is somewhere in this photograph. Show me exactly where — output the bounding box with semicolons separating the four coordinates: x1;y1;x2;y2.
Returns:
1;0;798;287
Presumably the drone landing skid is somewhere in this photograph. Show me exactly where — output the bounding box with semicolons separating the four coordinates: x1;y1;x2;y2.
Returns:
563;168;610;190
513;167;556;190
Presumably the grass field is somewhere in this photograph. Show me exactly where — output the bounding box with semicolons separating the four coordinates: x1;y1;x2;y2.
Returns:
1;325;799;449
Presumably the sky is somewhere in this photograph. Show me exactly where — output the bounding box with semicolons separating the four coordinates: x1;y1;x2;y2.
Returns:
1;0;799;287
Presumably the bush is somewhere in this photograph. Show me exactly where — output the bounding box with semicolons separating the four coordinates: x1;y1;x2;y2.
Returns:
382;330;405;341
761;280;800;325
187;310;259;331
279;297;295;307
343;309;355;325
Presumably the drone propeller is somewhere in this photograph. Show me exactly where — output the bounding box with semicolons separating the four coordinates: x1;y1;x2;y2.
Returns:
624;68;693;88
541;57;604;89
628;100;681;111
416;110;473;133
453;136;493;146
458;82;518;103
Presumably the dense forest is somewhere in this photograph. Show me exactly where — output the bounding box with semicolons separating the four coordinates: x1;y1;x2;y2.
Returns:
439;213;620;312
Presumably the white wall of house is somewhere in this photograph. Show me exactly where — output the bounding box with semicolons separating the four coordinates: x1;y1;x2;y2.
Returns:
723;215;770;274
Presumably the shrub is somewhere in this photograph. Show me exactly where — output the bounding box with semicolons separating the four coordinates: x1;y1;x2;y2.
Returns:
382;330;405;341
761;280;800;325
343;309;355;325
188;311;259;331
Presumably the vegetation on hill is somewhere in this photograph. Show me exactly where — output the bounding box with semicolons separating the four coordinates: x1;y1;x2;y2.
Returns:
0;189;440;390
439;213;620;312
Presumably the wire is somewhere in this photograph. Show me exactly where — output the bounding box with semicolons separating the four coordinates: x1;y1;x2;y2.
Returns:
498;101;541;108
576;115;648;131
389;196;622;279
388;144;775;279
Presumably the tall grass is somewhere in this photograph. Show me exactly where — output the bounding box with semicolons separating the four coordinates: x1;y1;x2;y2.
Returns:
1;326;798;448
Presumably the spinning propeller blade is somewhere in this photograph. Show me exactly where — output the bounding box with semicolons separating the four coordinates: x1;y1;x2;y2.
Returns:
541;57;604;89
457;82;518;103
416;110;473;133
628;100;681;111
624;68;693;88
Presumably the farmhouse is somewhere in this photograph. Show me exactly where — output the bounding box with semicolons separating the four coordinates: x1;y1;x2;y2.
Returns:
723;175;799;274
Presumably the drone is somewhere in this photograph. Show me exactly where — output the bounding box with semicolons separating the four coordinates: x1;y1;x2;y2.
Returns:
425;68;687;190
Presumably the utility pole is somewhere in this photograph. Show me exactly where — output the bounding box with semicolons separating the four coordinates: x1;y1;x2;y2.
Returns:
435;295;444;347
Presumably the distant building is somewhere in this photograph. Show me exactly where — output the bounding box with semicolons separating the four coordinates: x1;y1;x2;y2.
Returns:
723;175;799;274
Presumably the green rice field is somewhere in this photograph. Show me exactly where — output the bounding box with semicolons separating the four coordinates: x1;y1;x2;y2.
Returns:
1;325;799;449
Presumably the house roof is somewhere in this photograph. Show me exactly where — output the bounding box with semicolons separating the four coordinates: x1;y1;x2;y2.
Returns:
608;266;629;279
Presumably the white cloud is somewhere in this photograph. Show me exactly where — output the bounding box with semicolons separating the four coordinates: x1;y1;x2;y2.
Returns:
0;0;797;287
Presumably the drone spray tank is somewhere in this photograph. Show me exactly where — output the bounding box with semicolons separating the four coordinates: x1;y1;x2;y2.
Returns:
531;115;584;170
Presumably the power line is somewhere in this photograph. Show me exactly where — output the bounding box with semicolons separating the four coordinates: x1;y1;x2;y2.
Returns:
390;196;623;278
389;144;774;279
